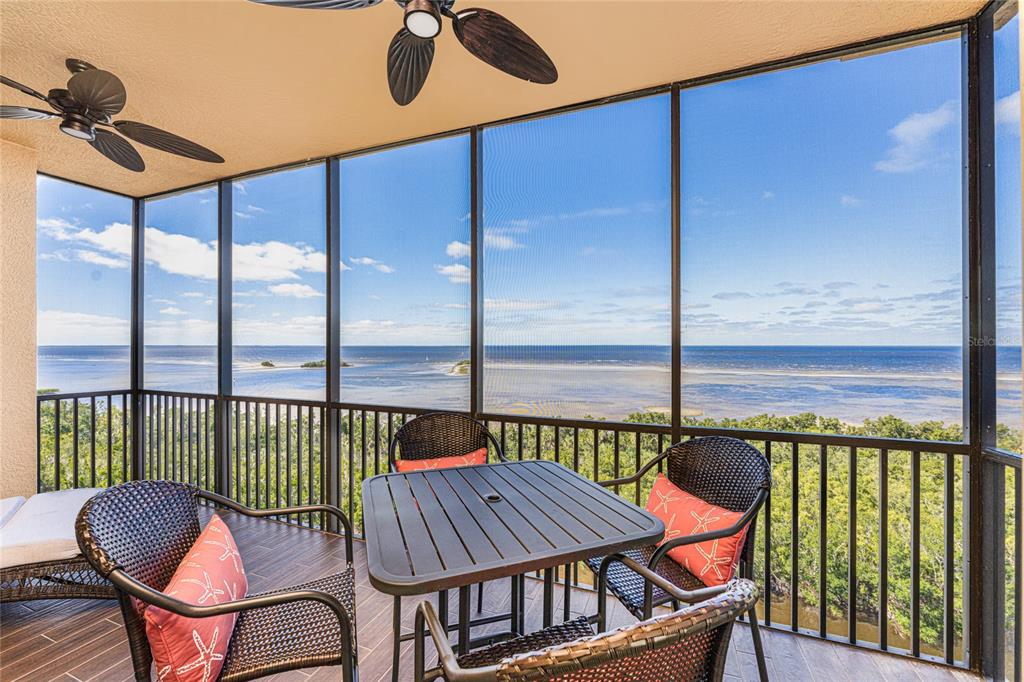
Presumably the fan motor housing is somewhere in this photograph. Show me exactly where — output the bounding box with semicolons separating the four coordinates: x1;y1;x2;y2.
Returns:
59;112;96;141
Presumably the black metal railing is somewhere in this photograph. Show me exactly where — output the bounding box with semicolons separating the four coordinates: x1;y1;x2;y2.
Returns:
35;388;1021;676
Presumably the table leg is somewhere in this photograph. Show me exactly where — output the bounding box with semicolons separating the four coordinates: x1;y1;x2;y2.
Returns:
510;574;520;635
439;589;448;634
458;585;471;656
543;567;554;628
563;563;572;622
392;596;401;682
519;574;526;633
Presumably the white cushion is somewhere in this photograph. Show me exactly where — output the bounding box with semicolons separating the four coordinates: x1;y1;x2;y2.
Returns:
0;488;101;570
0;497;25;529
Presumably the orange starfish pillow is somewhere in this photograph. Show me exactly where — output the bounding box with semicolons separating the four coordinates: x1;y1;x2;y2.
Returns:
395;447;488;472
143;514;248;682
645;473;749;587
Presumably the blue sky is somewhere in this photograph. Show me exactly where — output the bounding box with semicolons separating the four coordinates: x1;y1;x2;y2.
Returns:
37;26;1020;350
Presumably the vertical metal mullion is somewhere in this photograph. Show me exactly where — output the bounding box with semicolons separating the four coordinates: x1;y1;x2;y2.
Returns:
879;448;889;650
963;9;999;675
36;400;43;492
216;179;233;498
670;84;682;444
325;158;341;531
130;198;144;481
470;126;484;418
911;450;921;656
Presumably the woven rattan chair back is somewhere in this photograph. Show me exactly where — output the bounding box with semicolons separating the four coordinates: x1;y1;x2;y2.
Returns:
388;411;503;471
498;579;758;681
76;480;203;679
664;436;772;571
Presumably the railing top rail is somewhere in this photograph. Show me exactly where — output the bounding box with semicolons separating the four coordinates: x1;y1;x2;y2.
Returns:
982;446;1023;468
36;389;131;401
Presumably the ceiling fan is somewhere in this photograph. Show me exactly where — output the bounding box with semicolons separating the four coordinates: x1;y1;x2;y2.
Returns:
247;0;558;105
0;58;224;173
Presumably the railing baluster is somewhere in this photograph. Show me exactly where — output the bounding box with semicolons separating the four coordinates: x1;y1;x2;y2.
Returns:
308;405;315;527
819;443;828;638
911;449;920;656
535;423;541;461
72;399;79;488
944;450;954;663
374;410;380;476
518;423;524;461
245;401;252;507
347;408;355;528
89;396;96;487
879;448;889;650
848;446;857;644
634;433;641;506
36;400;43;491
54;399;62;490
275;402;281;508
106;395;113;487
297;404;305;526
763;440;772;627
572;427;579;473
592;429;599;482
1015;468;1022;682
791;441;799;631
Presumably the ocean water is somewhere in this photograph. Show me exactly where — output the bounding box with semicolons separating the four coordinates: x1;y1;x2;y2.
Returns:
36;345;1023;425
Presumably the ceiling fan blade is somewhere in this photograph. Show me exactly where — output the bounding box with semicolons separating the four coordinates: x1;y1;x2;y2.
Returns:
0;105;57;120
452;8;557;84
1;75;48;102
387;28;435;106
89;129;145;172
66;58;99;74
114;120;224;163
67;69;126;116
246;0;382;8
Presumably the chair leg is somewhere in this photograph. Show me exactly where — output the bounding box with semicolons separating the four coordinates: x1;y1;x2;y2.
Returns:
748;606;769;682
476;580;484;612
391;595;402;682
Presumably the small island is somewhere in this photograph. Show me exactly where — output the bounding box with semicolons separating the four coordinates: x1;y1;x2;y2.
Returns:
450;359;470;376
37;388;60;395
260;360;275;368
301;359;351;368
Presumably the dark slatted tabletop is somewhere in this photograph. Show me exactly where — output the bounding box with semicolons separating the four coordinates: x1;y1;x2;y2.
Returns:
362;459;665;596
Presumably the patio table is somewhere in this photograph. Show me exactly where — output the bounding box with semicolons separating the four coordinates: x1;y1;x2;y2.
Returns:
362;459;664;669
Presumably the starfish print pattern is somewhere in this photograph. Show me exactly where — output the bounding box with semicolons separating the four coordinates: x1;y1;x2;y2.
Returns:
663;513;682;541
176;627;224;682
157;665;172;681
180;570;225;605
202;538;242;573
689;508;721;535
694;540;732;581
223;580;238;601
651;487;682;514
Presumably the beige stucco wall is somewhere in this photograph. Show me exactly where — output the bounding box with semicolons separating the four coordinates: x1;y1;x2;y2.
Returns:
0;140;38;498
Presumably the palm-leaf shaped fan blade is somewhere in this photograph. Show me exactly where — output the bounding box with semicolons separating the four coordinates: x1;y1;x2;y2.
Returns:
114;121;224;163
0;76;48;102
89;129;145;172
247;0;382;8
0;105;58;120
387;28;435;105
452;8;557;84
67;69;127;116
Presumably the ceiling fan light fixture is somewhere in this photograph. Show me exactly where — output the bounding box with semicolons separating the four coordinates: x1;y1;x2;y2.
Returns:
404;0;441;39
59;113;95;141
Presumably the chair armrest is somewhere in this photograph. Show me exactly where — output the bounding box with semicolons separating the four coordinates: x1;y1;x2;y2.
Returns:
414;601;499;682
595;552;727;629
108;568;355;643
594;449;670;488
485;430;510;463
646;488;767;573
197;490;354;564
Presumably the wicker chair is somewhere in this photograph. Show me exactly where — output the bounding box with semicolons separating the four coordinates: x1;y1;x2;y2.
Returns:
0;556;114;602
75;480;358;682
414;553;758;681
585;436;772;682
388;411;511;680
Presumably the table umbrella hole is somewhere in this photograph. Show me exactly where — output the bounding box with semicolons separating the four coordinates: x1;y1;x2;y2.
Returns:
484;493;502;503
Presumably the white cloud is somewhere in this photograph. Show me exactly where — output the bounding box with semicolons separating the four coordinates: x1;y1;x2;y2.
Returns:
268;283;324;298
145;317;217;345
151;298;177;305
39;252;70;262
447;241;471;259
160;306;187;316
38;310;129;345
840;195;862;207
235;240;326;281
761;190;775;200
435;263;470;284
484;232;522;250
349;256;394;273
181;291;205;298
875;100;957;173
997;90;1020;128
75;250;129;269
484;298;561;311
